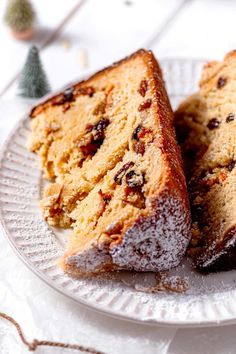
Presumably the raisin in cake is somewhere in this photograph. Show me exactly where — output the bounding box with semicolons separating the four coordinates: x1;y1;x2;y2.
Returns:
29;49;191;275
175;50;236;272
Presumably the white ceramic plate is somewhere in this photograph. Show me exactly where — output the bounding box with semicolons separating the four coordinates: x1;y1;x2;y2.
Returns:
1;59;236;328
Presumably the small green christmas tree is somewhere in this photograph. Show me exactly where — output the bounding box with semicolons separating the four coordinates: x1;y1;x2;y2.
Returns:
4;0;35;39
18;46;51;98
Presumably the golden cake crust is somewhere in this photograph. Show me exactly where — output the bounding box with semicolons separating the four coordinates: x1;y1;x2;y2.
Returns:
29;49;191;275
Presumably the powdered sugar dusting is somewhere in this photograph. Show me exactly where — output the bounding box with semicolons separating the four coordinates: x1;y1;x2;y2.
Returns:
65;193;191;274
134;273;189;294
111;193;191;271
67;241;112;272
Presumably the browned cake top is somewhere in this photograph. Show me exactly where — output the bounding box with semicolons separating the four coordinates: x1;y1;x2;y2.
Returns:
29;49;190;274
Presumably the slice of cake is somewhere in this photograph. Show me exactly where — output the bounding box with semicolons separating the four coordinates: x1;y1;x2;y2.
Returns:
29;49;191;275
175;51;236;272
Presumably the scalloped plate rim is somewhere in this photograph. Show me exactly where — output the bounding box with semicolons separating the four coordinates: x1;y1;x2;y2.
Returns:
1;58;236;327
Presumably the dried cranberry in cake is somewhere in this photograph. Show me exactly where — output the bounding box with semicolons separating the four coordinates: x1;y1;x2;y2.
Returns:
118;169;146;209
78;118;110;157
51;88;75;107
125;170;144;188
64;87;74;102
98;189;112;205
75;86;95;97
200;174;218;188
132;124;142;140
79;140;98;157
61;88;76;112
114;162;134;185
226;113;235;123
138;127;153;140
105;220;123;235
138;80;148;97
219;170;227;182
133;141;145;155
51;94;67;106
131;124;153;155
138;99;152;111
227;160;236;171
217;76;227;89
91;118;110;141
29;86;95;118
132;124;153;141
207;118;220;130
98;190;112;213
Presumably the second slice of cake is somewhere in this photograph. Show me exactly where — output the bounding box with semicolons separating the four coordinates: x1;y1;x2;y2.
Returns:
29;49;191;275
175;51;236;272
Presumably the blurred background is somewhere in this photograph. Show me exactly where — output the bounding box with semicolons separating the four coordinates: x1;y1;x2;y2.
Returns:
0;0;236;98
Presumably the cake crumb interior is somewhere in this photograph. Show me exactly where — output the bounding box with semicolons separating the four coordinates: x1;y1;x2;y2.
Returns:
29;54;165;254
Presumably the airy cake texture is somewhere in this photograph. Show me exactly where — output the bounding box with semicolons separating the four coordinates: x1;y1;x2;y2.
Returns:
28;49;191;275
175;51;236;272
